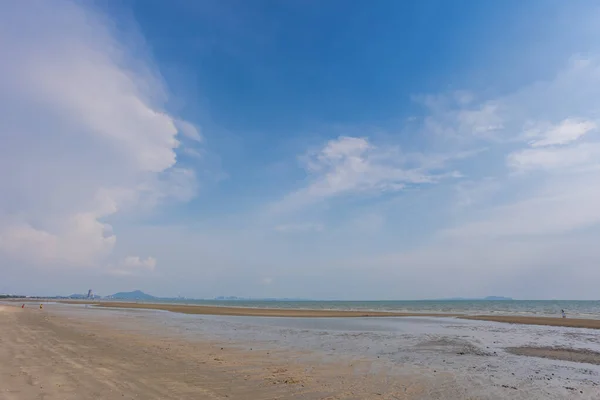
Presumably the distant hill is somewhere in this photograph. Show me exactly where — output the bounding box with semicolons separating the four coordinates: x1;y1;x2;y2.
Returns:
108;290;156;300
68;294;88;299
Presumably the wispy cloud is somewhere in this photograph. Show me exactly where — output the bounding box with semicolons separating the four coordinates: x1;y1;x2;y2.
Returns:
175;119;203;142
415;92;504;141
363;56;600;296
525;119;596;147
507;142;600;172
507;118;600;172
271;136;465;213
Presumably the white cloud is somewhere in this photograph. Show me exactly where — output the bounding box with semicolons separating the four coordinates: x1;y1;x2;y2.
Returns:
436;58;600;239
526;118;596;147
0;216;115;267
303;136;435;197
443;172;600;238
507;142;600;172
456;103;504;137
350;56;600;298
507;117;600;172
271;136;464;213
0;1;200;269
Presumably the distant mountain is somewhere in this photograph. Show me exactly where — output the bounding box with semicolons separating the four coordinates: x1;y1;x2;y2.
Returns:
108;290;156;300
68;293;88;299
483;296;513;301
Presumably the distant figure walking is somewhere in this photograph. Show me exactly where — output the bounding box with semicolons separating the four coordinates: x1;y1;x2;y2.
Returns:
21;304;24;308
561;309;566;318
39;304;43;310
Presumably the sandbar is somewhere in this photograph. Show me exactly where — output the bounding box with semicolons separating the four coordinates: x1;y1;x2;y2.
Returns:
53;300;600;329
506;346;600;365
463;315;600;330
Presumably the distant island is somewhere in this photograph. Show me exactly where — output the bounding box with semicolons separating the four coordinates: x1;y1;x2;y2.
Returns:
434;296;514;301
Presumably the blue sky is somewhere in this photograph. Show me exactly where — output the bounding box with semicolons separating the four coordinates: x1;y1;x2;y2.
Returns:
2;0;600;299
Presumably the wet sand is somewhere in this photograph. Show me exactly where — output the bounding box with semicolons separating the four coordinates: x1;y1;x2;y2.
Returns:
507;347;600;365
0;305;430;400
59;300;600;329
463;315;600;330
86;301;457;317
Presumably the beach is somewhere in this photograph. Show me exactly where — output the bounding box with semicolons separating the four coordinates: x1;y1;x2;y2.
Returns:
0;304;429;399
2;302;600;399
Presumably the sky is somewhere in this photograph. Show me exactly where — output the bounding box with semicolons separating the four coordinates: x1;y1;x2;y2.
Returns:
1;0;600;300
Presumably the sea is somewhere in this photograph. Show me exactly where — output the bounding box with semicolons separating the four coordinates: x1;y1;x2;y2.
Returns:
128;299;600;319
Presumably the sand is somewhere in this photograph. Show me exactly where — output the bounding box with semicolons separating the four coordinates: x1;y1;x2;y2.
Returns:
0;304;430;400
4;303;600;399
87;301;457;318
463;315;600;330
506;346;600;365
59;300;600;329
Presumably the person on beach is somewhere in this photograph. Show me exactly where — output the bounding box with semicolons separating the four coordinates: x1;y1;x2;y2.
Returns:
561;309;566;318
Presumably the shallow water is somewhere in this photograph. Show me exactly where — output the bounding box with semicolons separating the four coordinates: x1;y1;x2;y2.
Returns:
44;304;600;399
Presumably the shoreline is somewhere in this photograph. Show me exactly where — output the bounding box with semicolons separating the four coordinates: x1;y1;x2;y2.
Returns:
50;300;600;329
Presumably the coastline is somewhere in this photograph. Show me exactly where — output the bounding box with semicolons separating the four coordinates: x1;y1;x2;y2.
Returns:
55;300;600;329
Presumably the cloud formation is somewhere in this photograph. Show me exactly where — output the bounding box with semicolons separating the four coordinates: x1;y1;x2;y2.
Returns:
272;136;464;213
0;0;199;270
361;57;600;298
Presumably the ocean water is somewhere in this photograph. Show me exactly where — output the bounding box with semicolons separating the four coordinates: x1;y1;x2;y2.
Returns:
139;299;600;319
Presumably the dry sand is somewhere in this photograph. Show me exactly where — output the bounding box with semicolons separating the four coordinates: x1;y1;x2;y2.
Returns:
60;300;600;330
0;304;433;400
